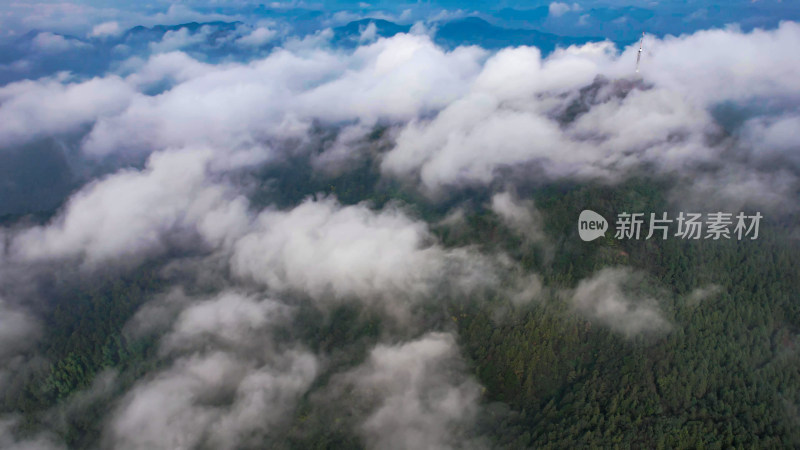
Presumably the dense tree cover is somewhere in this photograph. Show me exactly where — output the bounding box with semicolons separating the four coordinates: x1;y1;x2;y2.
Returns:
2;162;799;449
0;266;167;447
453;181;800;448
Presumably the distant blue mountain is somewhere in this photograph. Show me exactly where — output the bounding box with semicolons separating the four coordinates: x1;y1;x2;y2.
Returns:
331;19;411;46
490;3;800;44
7;3;798;87
124;21;242;40
331;17;602;53
434;17;602;52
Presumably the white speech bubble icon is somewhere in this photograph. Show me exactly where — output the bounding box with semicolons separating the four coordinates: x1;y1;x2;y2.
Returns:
578;210;608;241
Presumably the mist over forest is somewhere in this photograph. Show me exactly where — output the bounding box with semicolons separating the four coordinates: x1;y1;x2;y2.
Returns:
1;1;799;448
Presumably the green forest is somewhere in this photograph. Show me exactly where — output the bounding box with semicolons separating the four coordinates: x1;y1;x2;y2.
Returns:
3;164;799;449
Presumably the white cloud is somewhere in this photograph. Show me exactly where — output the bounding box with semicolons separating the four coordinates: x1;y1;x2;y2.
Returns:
13;23;794;205
231;197;446;303
570;268;671;337
0;299;38;360
741;114;800;164
231;196;532;313
669;163;800;213
2;22;797;273
342;333;483;450
428;9;473;23
162;292;290;353
122;51;215;90
379;35;739;193
293;34;485;123
359;22;378;43
148;27;211;53
31;32;88;52
108;350;317;450
11;148;250;265
89;21;121;38
377;23;800;204
687;284;722;305
0;299;40;408
0;75;135;148
109;289;317;449
634;22;800;105
549;2;581;17
236;27;277;47
0;3;239;37
490;191;545;242
82;33;485;157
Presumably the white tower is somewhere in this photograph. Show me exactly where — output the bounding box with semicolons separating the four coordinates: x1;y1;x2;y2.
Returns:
635;32;645;73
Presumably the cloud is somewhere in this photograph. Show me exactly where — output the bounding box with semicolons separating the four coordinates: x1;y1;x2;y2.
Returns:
570;268;671;337
231;195;539;315
10;23;794;210
549;2;581;17
0;299;41;439
490;191;545;242
162;291;290;353
11;148;250;265
0;74;135;148
379;44;611;191
0;3;239;38
0;2;101;36
741;114;800;164
668;163;800;213
359;22;378;43
0;299;39;361
0;417;64;450
636;22;800;106
380;42;723;192
236;26;278;47
0;298;40;396
82;33;485;157
2;18;797;275
341;333;484;450
107;350;317;450
31;32;89;52
310;122;378;174
687;284;722;305
378;23;800;206
89;21;121;38
231;197;448;304
108;290;318;449
122;51;215;90
148;26;212;53
428;9;474;23
292;34;485;123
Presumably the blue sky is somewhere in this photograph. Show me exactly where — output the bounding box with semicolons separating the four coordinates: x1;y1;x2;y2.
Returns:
1;0;798;40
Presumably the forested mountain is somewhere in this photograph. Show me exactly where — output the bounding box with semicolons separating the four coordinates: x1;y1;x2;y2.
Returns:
1;2;799;449
3;156;799;448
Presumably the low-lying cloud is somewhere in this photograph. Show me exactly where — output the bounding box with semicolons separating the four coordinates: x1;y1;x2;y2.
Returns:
569;267;671;337
108;290;318;450
340;332;484;450
10;148;250;265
